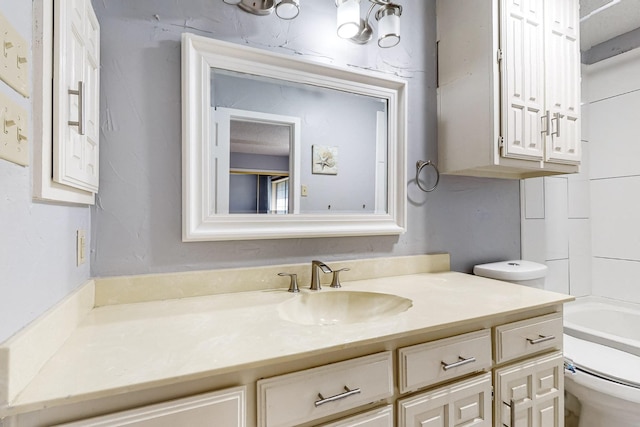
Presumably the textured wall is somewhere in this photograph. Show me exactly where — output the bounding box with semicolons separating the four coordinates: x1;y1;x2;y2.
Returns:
0;2;91;342
91;0;521;277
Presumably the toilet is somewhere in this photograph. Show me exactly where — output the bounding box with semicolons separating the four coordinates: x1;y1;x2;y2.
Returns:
472;260;548;289
473;260;640;427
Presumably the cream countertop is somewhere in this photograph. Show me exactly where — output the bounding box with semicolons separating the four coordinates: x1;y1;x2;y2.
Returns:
4;271;572;414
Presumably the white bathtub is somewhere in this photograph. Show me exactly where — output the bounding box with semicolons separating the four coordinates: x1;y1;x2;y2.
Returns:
564;296;640;358
563;296;640;427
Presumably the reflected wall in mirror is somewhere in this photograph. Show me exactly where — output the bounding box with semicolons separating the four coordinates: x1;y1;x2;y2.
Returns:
212;69;388;215
213;107;301;214
182;33;407;241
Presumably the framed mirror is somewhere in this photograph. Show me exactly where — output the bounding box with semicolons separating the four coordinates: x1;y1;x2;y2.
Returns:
182;33;407;241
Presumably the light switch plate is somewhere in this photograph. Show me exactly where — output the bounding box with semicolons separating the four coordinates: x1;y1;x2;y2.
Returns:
0;12;29;97
0;91;29;166
76;229;86;266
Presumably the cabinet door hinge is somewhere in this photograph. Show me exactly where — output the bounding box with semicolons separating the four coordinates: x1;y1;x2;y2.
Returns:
491;385;494;401
497;48;503;63
498;136;504;148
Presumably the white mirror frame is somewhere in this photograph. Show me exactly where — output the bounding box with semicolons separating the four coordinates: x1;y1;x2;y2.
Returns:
182;33;407;241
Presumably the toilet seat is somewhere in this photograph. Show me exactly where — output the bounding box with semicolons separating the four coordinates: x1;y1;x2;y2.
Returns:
564;334;640;391
564;334;640;427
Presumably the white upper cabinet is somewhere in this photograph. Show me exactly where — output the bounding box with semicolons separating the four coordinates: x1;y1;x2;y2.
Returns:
437;0;581;179
53;0;100;193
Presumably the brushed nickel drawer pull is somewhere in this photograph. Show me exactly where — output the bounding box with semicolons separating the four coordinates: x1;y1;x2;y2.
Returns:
68;81;86;135
527;334;555;345
314;386;361;407
441;355;476;371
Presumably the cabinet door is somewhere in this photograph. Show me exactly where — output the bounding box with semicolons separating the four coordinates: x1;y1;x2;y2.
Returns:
53;0;100;193
397;373;492;427
544;0;580;164
319;405;393;427
494;352;564;427
500;0;546;162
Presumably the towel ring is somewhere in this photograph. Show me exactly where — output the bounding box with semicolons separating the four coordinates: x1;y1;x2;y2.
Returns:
416;160;440;193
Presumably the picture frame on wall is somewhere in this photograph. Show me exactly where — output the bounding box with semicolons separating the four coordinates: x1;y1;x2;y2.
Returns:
312;145;338;175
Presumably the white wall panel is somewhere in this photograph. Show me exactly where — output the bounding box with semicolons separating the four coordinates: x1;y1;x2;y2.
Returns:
544;177;569;260
523;178;545;219
591;177;640;261
588;90;640;179
569;218;592;296
568;142;590;219
593;257;640;304
521;219;547;264
545;259;569;294
585;48;640;102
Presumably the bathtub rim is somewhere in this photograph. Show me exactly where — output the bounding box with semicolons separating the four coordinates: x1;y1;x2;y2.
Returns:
564;295;640;357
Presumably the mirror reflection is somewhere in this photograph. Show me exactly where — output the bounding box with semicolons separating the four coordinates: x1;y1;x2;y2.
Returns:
229;119;292;214
211;68;389;215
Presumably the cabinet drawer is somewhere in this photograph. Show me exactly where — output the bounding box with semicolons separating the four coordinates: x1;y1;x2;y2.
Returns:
397;372;492;426
398;329;491;394
494;313;563;364
257;351;393;427
53;386;246;426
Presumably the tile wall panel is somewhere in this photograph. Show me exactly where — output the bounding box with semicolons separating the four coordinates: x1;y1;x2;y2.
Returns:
544;177;569;260
589;91;640;179
521;218;547;264
591;177;640;261
569;219;592;296
545;259;570;294
585;48;640;102
523;178;545;219
568;143;590;219
593;257;640;304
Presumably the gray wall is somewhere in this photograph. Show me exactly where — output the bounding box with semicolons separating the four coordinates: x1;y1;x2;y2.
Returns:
0;2;91;342
91;0;521;277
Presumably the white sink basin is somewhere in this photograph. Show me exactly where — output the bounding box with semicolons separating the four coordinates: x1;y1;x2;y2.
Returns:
278;291;413;326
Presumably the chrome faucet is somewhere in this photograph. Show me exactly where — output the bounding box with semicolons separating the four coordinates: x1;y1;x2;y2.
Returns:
310;260;332;290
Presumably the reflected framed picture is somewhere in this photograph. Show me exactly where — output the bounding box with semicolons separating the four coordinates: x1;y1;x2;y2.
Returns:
312;145;338;175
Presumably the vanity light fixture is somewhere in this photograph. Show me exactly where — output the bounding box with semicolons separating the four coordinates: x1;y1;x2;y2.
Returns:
336;0;403;48
223;0;300;20
222;0;401;47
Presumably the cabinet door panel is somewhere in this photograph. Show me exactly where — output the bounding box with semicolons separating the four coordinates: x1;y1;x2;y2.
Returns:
494;352;563;427
319;405;393;427
544;0;581;164
501;0;545;161
53;0;100;192
398;373;492;427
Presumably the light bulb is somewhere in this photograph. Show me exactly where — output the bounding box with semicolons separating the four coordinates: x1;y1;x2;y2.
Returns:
337;0;361;39
376;4;401;48
276;0;299;19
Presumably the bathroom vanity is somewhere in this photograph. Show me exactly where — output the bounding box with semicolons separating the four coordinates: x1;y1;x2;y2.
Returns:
0;255;572;426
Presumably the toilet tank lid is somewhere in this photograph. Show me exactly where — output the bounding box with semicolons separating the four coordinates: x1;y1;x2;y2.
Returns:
473;260;548;281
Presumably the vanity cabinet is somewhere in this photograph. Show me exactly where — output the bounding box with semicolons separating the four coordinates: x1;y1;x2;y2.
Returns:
3;268;571;427
436;0;581;179
53;386;246;427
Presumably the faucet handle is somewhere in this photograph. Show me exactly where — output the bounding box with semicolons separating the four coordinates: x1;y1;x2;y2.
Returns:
330;268;350;288
278;272;300;293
